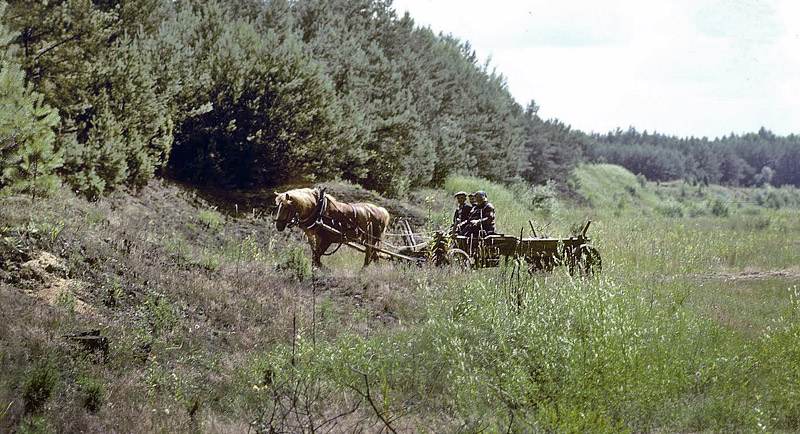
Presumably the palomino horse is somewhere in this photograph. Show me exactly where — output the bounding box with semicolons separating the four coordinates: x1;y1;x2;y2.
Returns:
273;187;390;268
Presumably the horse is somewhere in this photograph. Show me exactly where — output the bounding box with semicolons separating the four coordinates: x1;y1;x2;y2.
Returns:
273;187;391;269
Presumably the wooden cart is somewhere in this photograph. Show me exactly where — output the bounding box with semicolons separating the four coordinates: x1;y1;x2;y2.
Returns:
444;221;601;274
319;217;601;275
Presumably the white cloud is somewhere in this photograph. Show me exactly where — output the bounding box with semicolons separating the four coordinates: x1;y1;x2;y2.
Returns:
391;0;800;137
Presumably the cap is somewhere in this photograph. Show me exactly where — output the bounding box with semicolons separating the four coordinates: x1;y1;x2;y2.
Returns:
474;190;487;198
454;191;467;197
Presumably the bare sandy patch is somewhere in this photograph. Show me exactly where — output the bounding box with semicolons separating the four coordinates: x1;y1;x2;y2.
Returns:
21;251;97;315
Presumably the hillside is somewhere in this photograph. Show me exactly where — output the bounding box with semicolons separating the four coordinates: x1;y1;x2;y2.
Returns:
2;172;800;432
574;163;800;216
0;180;434;432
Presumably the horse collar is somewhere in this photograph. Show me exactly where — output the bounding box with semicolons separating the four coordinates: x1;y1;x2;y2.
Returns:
298;189;328;229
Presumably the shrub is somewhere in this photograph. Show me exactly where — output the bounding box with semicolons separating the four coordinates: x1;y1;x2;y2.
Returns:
17;415;52;434
655;198;684;217
22;361;59;414
709;197;729;217
527;180;559;215
55;289;75;311
636;172;647;188
77;377;105;413
277;245;311;281
143;294;178;336
198;207;222;230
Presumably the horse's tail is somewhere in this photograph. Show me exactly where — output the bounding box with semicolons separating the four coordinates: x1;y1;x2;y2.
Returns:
376;206;390;239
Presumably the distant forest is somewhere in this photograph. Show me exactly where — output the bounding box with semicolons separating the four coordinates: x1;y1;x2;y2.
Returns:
0;0;797;200
588;127;800;188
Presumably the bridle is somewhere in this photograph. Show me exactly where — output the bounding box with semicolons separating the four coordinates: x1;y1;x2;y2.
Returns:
273;201;299;229
274;188;328;230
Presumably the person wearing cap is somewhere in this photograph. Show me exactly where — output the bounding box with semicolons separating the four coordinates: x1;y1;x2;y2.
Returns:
462;190;495;237
452;191;472;234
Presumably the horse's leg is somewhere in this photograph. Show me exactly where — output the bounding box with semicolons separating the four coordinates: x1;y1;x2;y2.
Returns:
371;222;382;264
362;222;375;268
317;236;333;270
362;242;372;268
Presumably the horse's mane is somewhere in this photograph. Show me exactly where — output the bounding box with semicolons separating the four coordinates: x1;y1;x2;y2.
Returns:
276;187;389;230
276;188;340;215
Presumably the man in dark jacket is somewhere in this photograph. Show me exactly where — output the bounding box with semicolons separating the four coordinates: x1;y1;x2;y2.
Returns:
461;190;495;237
452;191;472;234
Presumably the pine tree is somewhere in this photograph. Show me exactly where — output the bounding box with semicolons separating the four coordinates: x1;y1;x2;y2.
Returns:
5;0;172;197
0;3;61;199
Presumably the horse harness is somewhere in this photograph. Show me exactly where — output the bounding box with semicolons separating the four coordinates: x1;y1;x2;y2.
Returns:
279;188;368;255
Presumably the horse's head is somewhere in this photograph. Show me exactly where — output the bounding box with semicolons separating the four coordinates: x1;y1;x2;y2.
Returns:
273;191;296;231
273;188;318;231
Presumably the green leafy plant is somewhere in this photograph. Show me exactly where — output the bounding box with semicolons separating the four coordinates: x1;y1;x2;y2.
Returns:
198;207;222;230
143;294;178;336
22;360;59;414
55;288;75;311
77;377;105;413
277;245;311;281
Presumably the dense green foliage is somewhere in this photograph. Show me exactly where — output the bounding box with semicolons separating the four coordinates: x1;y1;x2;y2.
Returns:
0;3;61;199
3;171;800;431
590;127;800;188
1;0;797;199
0;0;590;197
4;0;172;197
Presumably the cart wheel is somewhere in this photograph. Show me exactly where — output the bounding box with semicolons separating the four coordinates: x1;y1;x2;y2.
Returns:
577;245;602;275
447;248;472;270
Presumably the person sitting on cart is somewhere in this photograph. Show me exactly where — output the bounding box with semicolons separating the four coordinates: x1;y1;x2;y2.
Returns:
462;193;478;235
459;190;495;237
452;191;472;235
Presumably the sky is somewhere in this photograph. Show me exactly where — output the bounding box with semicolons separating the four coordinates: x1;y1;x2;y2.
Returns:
390;0;800;139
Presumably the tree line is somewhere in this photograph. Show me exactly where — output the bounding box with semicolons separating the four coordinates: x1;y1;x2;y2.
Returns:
588;127;800;188
0;0;588;199
1;0;796;201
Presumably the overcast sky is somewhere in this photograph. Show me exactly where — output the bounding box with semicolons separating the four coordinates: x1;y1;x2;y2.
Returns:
391;0;800;139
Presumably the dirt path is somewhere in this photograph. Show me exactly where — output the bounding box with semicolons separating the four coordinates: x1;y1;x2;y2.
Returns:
682;269;800;281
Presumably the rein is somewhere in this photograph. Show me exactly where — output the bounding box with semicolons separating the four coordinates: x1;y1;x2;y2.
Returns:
276;187;398;251
273;202;299;229
297;189;328;229
274;188;328;230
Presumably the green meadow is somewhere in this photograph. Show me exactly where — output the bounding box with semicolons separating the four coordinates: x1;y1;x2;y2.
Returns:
268;167;800;432
1;165;799;432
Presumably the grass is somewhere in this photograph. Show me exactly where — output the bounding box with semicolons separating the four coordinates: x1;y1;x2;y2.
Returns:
1;169;799;432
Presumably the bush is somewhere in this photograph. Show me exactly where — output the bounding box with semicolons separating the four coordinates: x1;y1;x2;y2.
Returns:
17;415;52;434
22;361;59;414
198;207;222;230
655;198;684;217
277;245;312;281
77;377;105;413
636;172;647;187
526;180;559;215
709;197;729;217
143;294;178;336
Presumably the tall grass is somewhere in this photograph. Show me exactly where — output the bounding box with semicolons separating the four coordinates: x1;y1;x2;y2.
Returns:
2;173;800;432
253;266;800;431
